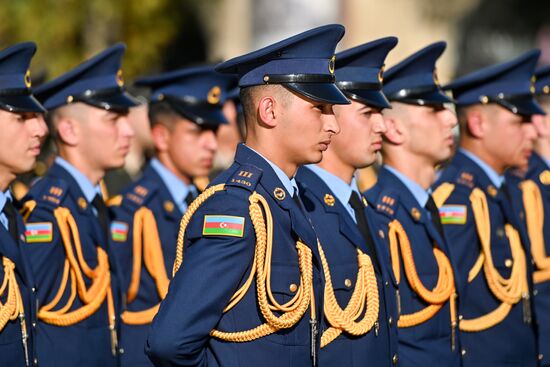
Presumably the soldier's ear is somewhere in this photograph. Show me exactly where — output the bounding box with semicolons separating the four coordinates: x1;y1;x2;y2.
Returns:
257;95;277;128
382;116;404;145
151;123;170;152
56;117;79;146
465;109;484;138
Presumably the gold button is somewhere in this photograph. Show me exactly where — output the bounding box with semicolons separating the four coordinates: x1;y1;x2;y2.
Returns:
344;279;352;288
378;230;385;239
392;354;399;365
461;349;467;356
496;228;505;238
289;283;298;293
504;259;513;268
534;289;539;296
458;314;463;321
388;316;393;326
539;354;544;361
385;281;389;287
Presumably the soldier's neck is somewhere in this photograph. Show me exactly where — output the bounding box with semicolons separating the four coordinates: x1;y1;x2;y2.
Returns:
245;140;297;179
0;170;14;192
58;151;104;186
384;155;436;190
316;150;355;185
535;139;550;161
156;153;192;185
460;139;506;174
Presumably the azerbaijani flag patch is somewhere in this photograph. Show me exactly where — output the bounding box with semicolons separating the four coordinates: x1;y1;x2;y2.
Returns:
25;222;53;243
111;221;129;242
439;205;467;225
202;215;245;237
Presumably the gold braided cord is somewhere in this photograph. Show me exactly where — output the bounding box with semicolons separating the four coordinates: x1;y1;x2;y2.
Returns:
0;258;25;331
318;243;379;348
520;180;550;283
173;184;226;276
121;207;169;325
34;207;117;351
172;184;315;342
387;220;456;329
457;189;528;332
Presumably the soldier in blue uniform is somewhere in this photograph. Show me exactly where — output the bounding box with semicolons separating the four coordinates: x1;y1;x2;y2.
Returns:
294;37;400;366
364;42;462;367
20;44;139;367
108;66;235;367
512;64;550;365
145;24;350;367
0;42;48;367
434;50;542;367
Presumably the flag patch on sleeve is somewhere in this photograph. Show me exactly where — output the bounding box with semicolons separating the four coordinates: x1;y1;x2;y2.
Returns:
202;215;245;237
111;221;129;242
25;222;53;243
439;205;467;225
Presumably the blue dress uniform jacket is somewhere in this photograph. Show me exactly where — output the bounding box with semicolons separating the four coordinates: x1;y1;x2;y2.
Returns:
0;203;37;367
519;151;550;365
365;167;461;367
109;162;192;367
146;144;324;367
434;150;538;367
295;166;399;367
21;162;121;367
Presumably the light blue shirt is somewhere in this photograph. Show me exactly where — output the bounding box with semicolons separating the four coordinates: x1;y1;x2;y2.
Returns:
384;165;429;208
0;190;12;230
150;158;197;214
245;145;297;196
460;148;505;188
544;157;550;169
55;157;102;212
306;164;359;222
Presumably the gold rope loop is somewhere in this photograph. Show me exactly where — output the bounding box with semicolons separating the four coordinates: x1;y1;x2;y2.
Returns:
457;189;528;332
172;184;315;342
122;207;170;325
318;243;379;348
387;220;456;328
521;180;550;283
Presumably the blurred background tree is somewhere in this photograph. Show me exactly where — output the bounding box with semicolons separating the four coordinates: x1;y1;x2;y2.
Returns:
0;0;212;83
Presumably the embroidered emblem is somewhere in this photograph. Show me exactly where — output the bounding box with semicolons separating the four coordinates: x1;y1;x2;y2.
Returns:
202;215;245;237
110;221;129;242
439;205;467;225
25;222;53;243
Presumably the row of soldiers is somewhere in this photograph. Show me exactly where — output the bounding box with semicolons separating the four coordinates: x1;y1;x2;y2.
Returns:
1;23;550;367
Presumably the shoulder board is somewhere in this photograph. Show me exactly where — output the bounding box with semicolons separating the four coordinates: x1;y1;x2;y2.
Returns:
224;164;262;192
374;189;399;218
120;181;158;212
26;176;69;209
439;165;475;190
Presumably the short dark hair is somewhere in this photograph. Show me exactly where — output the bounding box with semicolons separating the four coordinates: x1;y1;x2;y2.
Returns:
147;101;180;128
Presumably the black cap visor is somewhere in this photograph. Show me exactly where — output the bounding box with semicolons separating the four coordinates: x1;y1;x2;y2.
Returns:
285;82;350;105
497;96;546;117
0;93;46;113
389;88;454;107
78;89;140;113
167;98;229;128
344;89;391;109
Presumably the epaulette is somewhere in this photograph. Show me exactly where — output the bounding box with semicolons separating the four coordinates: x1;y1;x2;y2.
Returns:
454;169;475;190
28;176;70;210
120;181;158;213
224;164;262;192
374;190;399;218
